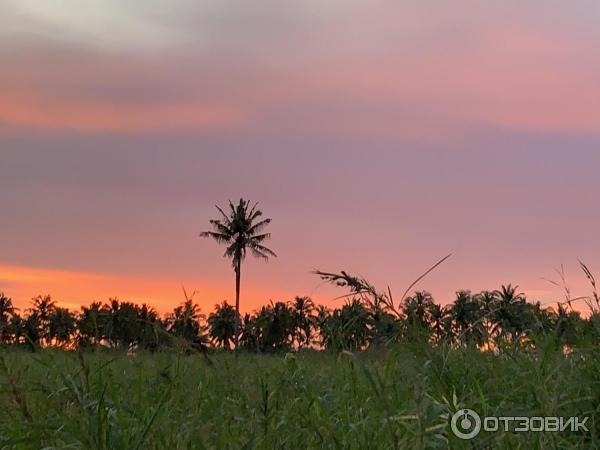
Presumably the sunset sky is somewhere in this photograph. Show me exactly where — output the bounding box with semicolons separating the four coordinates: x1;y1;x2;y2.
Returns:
1;1;599;315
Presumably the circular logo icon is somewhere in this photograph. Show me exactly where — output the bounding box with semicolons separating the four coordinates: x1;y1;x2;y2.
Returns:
451;409;481;440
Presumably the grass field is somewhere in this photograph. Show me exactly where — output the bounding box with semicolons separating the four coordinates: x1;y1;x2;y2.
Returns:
0;343;598;449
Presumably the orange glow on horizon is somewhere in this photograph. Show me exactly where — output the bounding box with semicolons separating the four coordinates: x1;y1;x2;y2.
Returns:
0;263;299;316
1;263;594;318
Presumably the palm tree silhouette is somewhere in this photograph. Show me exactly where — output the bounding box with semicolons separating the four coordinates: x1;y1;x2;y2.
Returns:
48;307;75;347
201;199;276;348
29;295;56;346
291;296;316;348
208;301;237;349
77;302;107;348
450;290;485;347
168;300;203;343
402;291;434;329
492;284;526;344
0;293;16;344
475;290;498;343
429;303;451;344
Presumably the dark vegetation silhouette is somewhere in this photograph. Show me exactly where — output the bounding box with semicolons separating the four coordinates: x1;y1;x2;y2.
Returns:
1;198;598;354
1;264;598;353
200;198;276;349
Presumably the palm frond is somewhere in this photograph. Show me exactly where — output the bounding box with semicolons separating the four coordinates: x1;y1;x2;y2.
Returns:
249;242;277;258
249;248;270;261
247;201;259;218
249;232;271;243
214;205;232;226
200;231;231;244
207;220;235;237
248;218;271;235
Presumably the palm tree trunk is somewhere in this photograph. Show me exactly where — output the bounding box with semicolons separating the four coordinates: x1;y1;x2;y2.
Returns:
234;259;241;349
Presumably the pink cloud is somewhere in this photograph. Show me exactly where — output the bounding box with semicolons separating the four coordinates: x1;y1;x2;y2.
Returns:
0;88;244;132
1;14;599;137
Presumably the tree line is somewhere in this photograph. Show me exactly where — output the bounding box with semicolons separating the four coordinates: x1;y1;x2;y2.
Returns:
0;283;598;353
2;197;596;353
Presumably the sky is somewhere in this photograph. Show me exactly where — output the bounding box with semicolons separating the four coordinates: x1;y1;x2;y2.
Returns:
1;0;600;315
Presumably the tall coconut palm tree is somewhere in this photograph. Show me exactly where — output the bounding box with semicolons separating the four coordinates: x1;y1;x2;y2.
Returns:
201;198;276;348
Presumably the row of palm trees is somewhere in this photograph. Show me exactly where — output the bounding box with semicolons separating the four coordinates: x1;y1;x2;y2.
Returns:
2;198;596;353
0;286;597;352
